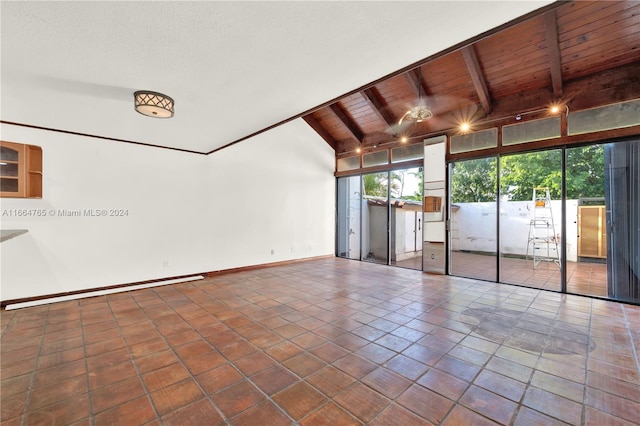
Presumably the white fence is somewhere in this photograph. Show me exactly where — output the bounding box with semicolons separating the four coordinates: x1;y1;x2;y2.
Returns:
450;200;580;262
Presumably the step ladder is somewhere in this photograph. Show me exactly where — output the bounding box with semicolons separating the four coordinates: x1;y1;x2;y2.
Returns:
526;187;560;269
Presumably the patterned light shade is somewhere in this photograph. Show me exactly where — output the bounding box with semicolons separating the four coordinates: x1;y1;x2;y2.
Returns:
134;91;174;118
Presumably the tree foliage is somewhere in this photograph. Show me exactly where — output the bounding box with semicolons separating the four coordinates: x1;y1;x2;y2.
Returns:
450;145;605;203
450;157;497;202
363;169;423;201
566;145;605;199
500;150;562;201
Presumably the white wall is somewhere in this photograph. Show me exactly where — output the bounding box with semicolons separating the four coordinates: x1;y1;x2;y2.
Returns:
0;119;335;301
204;119;335;268
450;200;579;262
365;205;388;262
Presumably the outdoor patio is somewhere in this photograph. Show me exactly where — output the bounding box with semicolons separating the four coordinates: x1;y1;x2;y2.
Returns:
451;252;607;298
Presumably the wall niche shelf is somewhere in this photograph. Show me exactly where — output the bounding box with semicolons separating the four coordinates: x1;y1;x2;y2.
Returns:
1;141;42;198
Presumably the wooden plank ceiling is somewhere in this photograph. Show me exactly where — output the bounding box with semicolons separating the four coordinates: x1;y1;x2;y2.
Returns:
303;1;640;155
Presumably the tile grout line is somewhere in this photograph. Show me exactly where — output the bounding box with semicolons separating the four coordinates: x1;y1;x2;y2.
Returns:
20;303;50;426
79;301;97;426
143;287;237;425
167;283;299;424
103;293;165;424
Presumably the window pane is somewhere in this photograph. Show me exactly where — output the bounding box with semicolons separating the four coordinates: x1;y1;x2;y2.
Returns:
0;163;19;177
363;150;388;167
0;146;19;162
499;150;562;292
362;172;389;264
336;176;361;260
566;144;606;298
450;128;497;154
337;156;360;172
449;157;497;281
568;99;640;135
502;116;561;146
1;178;19;192
390;167;423;270
391;144;423;163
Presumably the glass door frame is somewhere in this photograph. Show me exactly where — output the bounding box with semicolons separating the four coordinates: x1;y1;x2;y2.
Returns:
447;156;499;282
447;139;640;304
361;171;390;265
335;164;425;271
447;147;569;291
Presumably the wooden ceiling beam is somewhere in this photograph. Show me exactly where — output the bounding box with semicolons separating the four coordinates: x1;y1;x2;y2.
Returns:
360;88;396;128
544;10;563;98
333;61;640;155
302;115;337;149
461;45;492;115
328;103;364;143
404;68;430;98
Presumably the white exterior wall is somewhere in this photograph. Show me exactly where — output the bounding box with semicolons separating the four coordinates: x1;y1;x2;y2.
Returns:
451;200;579;262
365;205;387;261
0;119;335;301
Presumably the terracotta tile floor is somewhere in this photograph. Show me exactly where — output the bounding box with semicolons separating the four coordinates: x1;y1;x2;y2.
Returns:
451;252;608;297
2;257;639;425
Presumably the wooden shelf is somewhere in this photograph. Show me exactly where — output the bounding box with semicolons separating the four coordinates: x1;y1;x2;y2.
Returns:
1;141;43;198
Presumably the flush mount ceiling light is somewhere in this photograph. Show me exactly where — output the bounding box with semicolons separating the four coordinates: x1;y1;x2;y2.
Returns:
399;67;433;125
134;90;174;118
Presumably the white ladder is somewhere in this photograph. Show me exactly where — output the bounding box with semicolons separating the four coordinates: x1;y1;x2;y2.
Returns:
526;187;560;268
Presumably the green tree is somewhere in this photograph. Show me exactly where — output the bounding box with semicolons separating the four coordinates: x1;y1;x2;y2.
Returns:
566;145;605;199
450;146;605;203
389;171;403;198
450;157;497;202
408;168;423;201
362;173;387;198
500;150;562;201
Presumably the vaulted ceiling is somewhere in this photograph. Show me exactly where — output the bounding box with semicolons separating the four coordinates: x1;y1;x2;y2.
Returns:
1;1;555;155
2;2;638;157
303;1;640;156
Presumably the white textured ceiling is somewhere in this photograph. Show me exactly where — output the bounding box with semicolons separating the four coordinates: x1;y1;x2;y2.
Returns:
1;1;552;154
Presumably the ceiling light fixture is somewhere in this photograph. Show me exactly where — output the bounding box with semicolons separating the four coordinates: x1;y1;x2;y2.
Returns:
134;90;174;118
399;67;433;125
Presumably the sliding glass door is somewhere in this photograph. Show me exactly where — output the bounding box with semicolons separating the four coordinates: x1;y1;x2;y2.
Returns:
446;141;639;304
604;140;640;303
449;157;497;281
499;149;562;292
362;172;389;265
337;168;424;271
390;167;423;270
336;176;361;260
565;144;606;297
